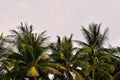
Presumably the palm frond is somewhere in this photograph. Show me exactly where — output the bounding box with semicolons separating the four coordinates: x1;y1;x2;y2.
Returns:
72;69;84;80
99;63;115;73
114;71;120;80
98;69;113;80
81;26;91;46
43;67;62;75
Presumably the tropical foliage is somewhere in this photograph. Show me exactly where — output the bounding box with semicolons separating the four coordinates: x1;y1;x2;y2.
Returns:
0;23;120;80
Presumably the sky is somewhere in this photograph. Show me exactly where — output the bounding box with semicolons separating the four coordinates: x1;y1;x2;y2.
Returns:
0;0;120;47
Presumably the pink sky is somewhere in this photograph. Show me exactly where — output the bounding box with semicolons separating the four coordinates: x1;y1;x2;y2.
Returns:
0;0;120;46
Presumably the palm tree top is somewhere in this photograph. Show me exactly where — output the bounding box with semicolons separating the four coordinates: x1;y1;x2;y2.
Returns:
76;23;109;48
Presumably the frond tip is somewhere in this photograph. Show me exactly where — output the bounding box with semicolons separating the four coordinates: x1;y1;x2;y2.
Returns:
27;66;39;77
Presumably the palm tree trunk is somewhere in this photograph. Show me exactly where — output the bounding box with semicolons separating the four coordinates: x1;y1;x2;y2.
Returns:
92;71;95;80
92;66;95;80
33;77;37;80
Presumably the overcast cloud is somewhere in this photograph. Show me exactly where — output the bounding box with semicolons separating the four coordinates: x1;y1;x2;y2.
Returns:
0;0;120;46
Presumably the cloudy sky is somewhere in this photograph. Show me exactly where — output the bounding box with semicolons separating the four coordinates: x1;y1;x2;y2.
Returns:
0;0;120;46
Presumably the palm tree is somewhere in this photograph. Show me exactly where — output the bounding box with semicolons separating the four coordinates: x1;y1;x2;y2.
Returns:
75;23;115;80
8;23;62;80
0;33;7;78
0;34;13;80
108;47;120;80
49;35;84;80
